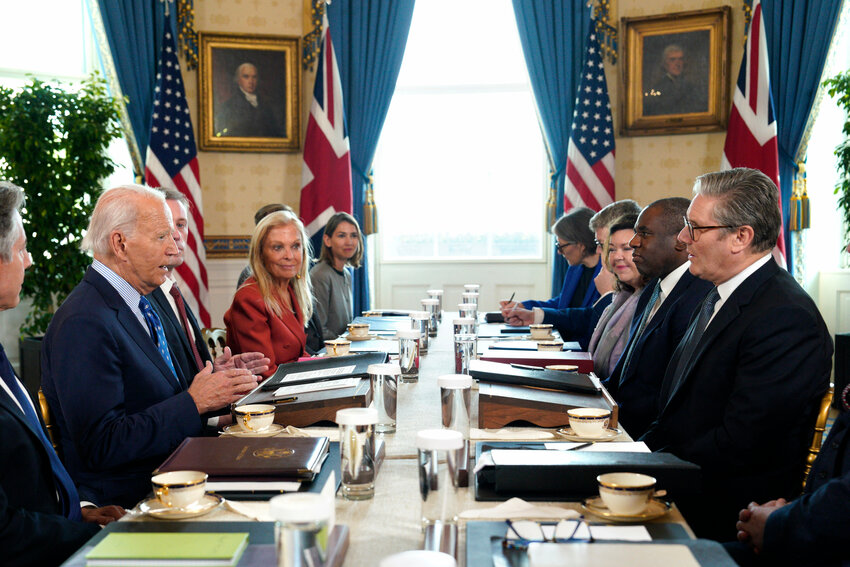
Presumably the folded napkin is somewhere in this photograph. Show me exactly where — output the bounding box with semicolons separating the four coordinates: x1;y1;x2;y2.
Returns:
459;497;581;520
223;499;273;522
472;428;556;441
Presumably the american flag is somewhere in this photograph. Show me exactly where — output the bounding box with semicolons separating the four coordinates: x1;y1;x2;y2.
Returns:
564;22;615;212
145;19;210;326
721;0;786;262
300;13;353;244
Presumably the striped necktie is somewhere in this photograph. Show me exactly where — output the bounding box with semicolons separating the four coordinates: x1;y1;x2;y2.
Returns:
139;296;178;381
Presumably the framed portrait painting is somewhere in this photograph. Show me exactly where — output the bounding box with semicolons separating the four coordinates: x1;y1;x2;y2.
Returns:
198;32;300;152
621;7;730;136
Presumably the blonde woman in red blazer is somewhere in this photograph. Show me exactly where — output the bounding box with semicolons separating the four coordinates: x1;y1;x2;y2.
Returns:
225;211;313;378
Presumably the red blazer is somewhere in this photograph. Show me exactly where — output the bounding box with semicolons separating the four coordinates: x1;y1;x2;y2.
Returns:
224;278;306;377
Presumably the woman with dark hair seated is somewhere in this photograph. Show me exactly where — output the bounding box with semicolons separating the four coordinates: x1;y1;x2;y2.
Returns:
588;214;646;379
310;212;364;340
225;210;313;378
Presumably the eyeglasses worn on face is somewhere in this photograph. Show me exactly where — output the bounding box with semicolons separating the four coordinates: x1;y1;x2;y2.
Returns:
555;241;576;253
682;216;736;241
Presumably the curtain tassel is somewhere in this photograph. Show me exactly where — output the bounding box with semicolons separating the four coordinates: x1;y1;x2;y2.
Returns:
798;162;810;230
546;171;558;232
363;172;378;236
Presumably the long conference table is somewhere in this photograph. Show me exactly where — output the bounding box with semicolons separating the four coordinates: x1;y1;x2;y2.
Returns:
69;312;712;566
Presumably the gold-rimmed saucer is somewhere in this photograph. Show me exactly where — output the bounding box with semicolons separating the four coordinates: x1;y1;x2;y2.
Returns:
221;423;285;438
581;496;671;523
556;426;621;442
346;333;378;342
139;493;223;519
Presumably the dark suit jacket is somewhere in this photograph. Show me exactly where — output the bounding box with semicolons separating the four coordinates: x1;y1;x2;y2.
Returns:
754;409;850;567
522;260;601;311
604;270;712;438
0;375;98;566
641;260;832;541
224;277;306;378
41;267;205;508
147;285;213;384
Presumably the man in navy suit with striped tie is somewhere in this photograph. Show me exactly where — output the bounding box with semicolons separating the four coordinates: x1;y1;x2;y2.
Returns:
42;185;259;508
0;181;124;566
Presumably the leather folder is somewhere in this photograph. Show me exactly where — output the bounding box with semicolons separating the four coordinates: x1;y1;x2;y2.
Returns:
155;436;329;480
479;349;594;373
474;442;701;502
259;352;388;391
469;360;598;394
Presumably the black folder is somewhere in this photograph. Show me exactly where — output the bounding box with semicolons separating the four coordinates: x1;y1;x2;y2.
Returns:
474;441;701;502
469;359;599;394
258;352;389;391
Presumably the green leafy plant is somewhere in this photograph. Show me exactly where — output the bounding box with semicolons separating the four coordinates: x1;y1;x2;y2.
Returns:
825;70;850;242
0;75;122;336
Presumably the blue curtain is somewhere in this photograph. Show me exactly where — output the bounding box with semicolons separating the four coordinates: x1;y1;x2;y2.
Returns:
326;0;416;316
512;1;592;296
95;1;174;162
762;0;843;273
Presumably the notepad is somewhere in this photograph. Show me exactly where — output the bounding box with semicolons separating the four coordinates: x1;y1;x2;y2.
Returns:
86;532;249;566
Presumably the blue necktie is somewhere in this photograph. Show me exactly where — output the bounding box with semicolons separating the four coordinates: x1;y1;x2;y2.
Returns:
139;297;178;381
618;281;662;379
0;345;82;520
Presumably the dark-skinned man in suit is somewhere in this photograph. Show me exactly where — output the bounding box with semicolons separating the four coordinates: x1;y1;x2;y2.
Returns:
641;168;832;542
0;181;124;566
603;197;712;438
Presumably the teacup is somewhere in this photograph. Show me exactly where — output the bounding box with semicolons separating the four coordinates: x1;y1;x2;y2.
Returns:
567;407;611;438
233;403;276;432
597;472;656;515
529;324;553;340
151;470;208;509
536;339;564;352
347;323;370;339
325;339;351;357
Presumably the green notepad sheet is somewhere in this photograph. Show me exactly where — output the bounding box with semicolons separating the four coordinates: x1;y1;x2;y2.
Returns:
86;532;249;566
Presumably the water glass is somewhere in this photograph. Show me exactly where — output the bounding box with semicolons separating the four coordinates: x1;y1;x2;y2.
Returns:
421;298;440;337
368;363;400;433
453;333;476;375
452;317;474;336
410;311;430;353
336;407;378;500
397;329;420;382
417;429;464;526
270;493;330;567
426;289;444;322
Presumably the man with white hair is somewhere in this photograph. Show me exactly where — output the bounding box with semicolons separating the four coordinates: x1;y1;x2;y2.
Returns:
41;185;259;508
215;61;284;137
0;181;124;566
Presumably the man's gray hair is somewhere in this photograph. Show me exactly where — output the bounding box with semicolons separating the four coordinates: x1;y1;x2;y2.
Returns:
154;187;190;211
233;62;257;83
694;168;780;253
589;199;642;232
81;184;168;256
0;181;24;262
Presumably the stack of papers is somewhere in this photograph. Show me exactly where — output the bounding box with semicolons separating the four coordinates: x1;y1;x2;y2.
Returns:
86;532;249;566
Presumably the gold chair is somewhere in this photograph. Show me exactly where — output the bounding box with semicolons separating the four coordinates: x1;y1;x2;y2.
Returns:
202;327;227;359
37;387;60;453
803;384;834;488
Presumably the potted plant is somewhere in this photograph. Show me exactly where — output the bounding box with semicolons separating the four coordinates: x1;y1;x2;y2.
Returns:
0;75;122;397
825;69;850;245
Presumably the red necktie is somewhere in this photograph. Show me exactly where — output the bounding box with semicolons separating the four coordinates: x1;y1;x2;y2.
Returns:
169;285;205;372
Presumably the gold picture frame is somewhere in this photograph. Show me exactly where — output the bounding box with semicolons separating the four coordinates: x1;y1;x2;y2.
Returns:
621;7;730;137
198;32;301;152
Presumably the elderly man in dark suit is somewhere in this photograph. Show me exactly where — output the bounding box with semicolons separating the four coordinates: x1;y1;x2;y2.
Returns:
641;168;832;542
42;185;260;508
0;181;123;566
604;198;712;438
146;188;268;390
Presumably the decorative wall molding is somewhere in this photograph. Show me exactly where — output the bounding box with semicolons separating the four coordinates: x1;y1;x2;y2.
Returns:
205;235;250;258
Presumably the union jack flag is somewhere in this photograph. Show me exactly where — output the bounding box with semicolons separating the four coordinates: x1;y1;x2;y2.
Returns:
145;19;210;325
564;22;615;212
300;13;353;244
721;0;786;262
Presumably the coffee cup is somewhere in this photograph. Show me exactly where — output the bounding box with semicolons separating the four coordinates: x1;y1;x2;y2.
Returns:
536;339;564;352
567;407;611;438
151;470;207;509
597;472;656;515
529;323;553;340
325;338;351;356
233;403;276;432
347;323;370;338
